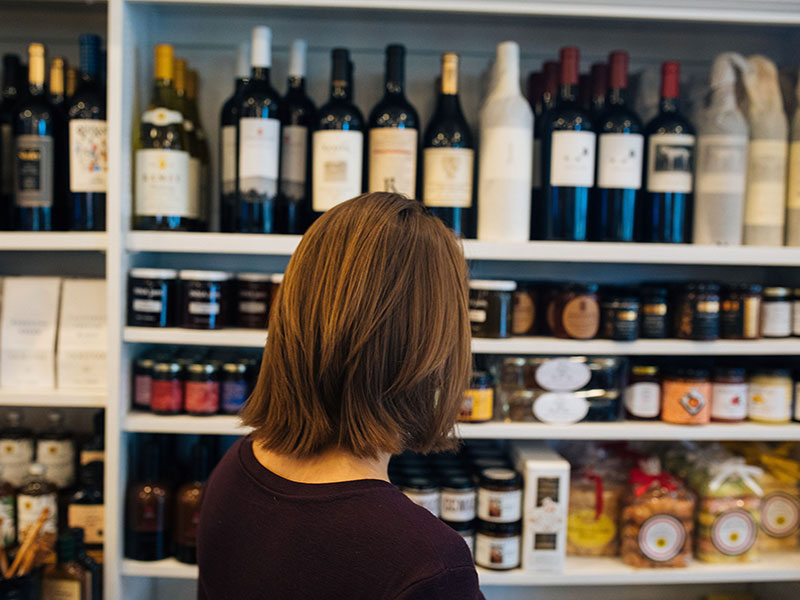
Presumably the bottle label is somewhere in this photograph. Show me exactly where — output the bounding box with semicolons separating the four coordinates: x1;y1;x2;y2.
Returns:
711;509;757;556
696;134;748;195
402;489;440;517
80;450;105;466
68;503;105;544
42;579;82;600
422;147;474;208
280;124;308;200
532;137;542;189
37;439;76;488
481;126;532;181
221;125;236;194
69;119;107;193
550;130;597;188
17;492;58;537
745;139;788;226
368;128;417;196
1;123;13;195
0;494;15;548
761;491;800;538
14;134;54;207
748;382;791;421
568;510;616;550
646;133;695;193
533;392;589;424
478;488;522;523
135;148;194;218
624;381;661;418
761;302;792;337
441;490;476;522
475;531;519;569
597;133;643;190
189;156;201;217
638;515;685;562
459;388;493;422
0;439;34;487
312;129;363;212
238;117;280;200
788;140;800;209
710;382;748;420
535;358;591;392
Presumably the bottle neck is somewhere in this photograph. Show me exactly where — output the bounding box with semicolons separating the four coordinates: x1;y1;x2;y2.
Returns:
150;78;174;109
709;84;738;112
251;66;271;83
287;75;305;93
235;78;248;94
491;62;520;97
607;87;627;107
558;83;579;105
331;81;350;101
660;96;679;114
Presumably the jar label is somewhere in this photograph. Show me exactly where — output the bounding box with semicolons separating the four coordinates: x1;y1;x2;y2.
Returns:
134;374;153;408
423;147;474;209
42;579;82;600
459;388;493;422
68;503;105;544
0;438;34;487
711;509;757;556
662;381;711;424
646;133;695;194
748;382;791;422
239;301;267;315
550;130;596;187
710;382;748;420
512;291;535;335
18;492;57;537
745;139;788;227
793;300;800;336
478;488;522;523
761;302;791;337
132;298;162;314
238;117;280;199
567;510;616;549
679;388;706;416
624;381;661;418
597;133;644;190
151;380;183;412
280;124;308;197
312;130;364;212
14;134;54;208
638;515;686;562
69;119;108;193
561;296;600;339
221;124;236;194
185;381;220;414
468;309;487;324
368;128;417;197
135;148;194;218
189;301;221;316
402;490;440;517
222;380;249;413
535;358;591;392
533;392;589;424
0;495;15;548
475;531;520;570
761;491;800;538
37;439;75;489
441;490;476;522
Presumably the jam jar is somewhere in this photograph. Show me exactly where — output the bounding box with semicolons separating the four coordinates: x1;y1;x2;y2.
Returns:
151;360;183;414
640;285;669;339
128;268;178;327
674;283;720;341
552;284;600;340
600;289;640;341
179;270;233;330
459;371;494;423
184;361;220;416
624;365;661;420
469;280;517;338
661;367;711;425
475;521;521;570
236;272;272;329
761;287;792;338
440;476;477;523
720;284;761;339
748;369;793;423
221;361;249;415
793;289;800;337
132;357;155;410
511;283;536;336
400;477;441;517
477;468;522;523
711;367;748;423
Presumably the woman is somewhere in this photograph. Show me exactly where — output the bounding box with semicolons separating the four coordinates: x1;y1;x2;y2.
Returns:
198;192;483;599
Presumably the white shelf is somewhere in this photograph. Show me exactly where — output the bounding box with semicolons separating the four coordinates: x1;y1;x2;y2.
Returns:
125;413;248;435
0;389;106;408
0;232;107;252
123;327;266;347
127;232;300;255
122;558;198;579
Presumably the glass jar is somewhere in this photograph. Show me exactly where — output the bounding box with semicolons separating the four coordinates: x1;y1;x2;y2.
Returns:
496;357;534;422
541;283;563;336
440;476;477;523
624;365;661;420
674;283;720;341
221;362;249;415
474;521;521;570
600;290;640;341
400;477;440;517
748;369;793;423
132;357;155;410
477;468;522;523
179;270;233;330
661;368;711;425
151;360;183;414
793;289;800;337
127;268;178;327
511;283;536;336
710;367;748;423
469;280;516;338
720;284;761;339
236;272;272;329
640;285;669;339
459;371;494;423
761;287;792;338
184;361;220;416
553;284;600;340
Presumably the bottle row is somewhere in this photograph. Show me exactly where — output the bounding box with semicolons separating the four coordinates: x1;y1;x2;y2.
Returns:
0;36;107;232
473;279;798;341
462;356;800;425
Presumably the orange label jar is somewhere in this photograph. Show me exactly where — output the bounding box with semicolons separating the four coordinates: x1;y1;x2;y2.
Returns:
459;372;494;422
661;368;711;425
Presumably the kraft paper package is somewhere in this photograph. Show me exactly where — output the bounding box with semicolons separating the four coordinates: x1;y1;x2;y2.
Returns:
785;71;800;245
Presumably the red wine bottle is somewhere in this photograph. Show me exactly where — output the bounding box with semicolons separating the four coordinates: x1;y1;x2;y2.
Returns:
531;61;559;239
590;62;608;117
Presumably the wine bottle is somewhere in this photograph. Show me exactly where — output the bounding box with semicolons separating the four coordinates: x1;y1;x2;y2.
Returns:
50;58;67;110
17;463;58;541
578;73;591;112
236;26;281;234
1;54;23;230
125;439;171;561
592;50;643;242
14;43;59;231
278;39;315;234
477;41;533;242
0;411;34;488
134;44;194;231
68;462;104;564
67;33;107;231
66;67;78;99
368;44;419;197
187;68;210;230
531;61;559;239
312;48;364;215
72;528;102;600
642;61;695;243
43;530;92;600
219;41;249;233
80;409;105;468
174;58;203;231
539;46;596;241
590;62;608;117
422;53;474;237
175;440;212;564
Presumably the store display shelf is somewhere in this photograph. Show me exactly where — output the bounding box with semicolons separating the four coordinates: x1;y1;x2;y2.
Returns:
0;232;107;252
127;232;301;255
123;327;267;347
124;413;247;435
0;389;106;408
122;558;198;579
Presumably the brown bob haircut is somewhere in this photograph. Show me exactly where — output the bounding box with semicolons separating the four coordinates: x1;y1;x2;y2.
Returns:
241;192;471;458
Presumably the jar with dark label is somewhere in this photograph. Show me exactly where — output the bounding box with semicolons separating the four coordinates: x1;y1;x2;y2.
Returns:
624;365;661;420
151;360;183;414
674;283;720;341
661;368;711;425
748;369;793;423
474;520;521;570
600;290;640;341
640;285;669;339
711;367;748;423
221;361;249;415
553;284;600;340
720;284;762;339
184;361;220;416
236;272;272;329
469;280;516;338
512;284;536;336
400;477;440;517
179;270;232;330
132;357;155;410
761;287;792;338
478;468;522;523
440;476;477;523
459;371;494;423
128;268;178;327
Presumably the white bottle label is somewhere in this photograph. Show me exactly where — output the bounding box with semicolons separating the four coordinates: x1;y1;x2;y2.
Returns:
550;130;597;188
748;383;791;421
624;381;661;418
745;139;788;226
368;128;417;196
189;156;201;217
761;302;792;337
0;439;34;487
312;129;363;212
711;509;757;556
14;134;54;208
787;140;800;209
36;439;75;489
441;490;476;522
238;117;280;200
638;515;685;562
17;492;58;537
478;488;522;523
761;491;800;538
532;137;542;189
475;531;519;569
423;147;474;208
135;148;194;217
597;133;643;190
221;125;236;195
280;124;308;200
481;126;532;181
69;119;107;193
696;134;748;195
402;490;440;517
646;133;695;193
710;382;748;420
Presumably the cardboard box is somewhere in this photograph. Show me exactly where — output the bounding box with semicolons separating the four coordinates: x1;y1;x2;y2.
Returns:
512;442;570;573
57;279;107;389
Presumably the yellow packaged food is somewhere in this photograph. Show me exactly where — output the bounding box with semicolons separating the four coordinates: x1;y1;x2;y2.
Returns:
567;472;624;556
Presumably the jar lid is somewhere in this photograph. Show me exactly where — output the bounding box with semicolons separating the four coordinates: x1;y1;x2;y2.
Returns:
237;272;272;283
154;361;181;374
714;367;746;378
188;361;217;375
130;268;178;280
472;458;509;472
441;476;475;491
135;357;155;368
631;365;658;376
470;371;493;387
271;274;284;284
668;367;709;379
469;279;517;292
436;467;471;481
442;519;475;533
723;283;762;293
401;477;439;492
752;369;791;377
179;270;233;282
763;287;791;298
686;282;720;293
477;520;522;535
223;362;248;374
479;467;521;489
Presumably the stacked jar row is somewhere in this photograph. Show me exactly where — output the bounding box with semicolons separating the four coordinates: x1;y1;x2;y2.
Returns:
471;280;799;341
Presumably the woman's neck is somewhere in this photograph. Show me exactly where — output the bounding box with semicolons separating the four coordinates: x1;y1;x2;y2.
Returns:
252;440;392;484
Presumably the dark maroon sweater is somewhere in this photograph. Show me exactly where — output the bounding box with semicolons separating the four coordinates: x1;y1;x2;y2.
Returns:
197;437;484;600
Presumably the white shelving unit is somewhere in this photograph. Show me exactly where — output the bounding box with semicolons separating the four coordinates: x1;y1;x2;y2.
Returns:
0;389;107;408
0;232;107;252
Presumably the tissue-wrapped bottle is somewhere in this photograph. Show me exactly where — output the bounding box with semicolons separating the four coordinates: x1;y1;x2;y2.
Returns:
785;74;800;245
693;53;748;246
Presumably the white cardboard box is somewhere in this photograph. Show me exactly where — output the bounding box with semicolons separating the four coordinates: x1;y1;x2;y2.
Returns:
57;279;107;389
0;277;61;389
512;442;570;573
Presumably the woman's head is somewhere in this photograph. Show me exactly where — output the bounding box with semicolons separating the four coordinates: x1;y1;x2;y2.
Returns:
242;192;470;458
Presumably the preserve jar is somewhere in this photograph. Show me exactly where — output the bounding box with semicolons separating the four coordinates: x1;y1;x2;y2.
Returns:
495;357;532;422
600;290;640;341
624;365;661;420
400;477;440;517
221;361;249;415
748;369;793;423
478;468;522;523
179;270;232;329
151;360;183;414
720;284;761;339
710;367;748;423
511;283;536;336
640;285;669;339
674;283;720;341
793;289;800;337
440;476;477;523
459;371;494;423
541;283;563;336
553;284;600;340
474;521;521;570
661;368;711;425
761;287;792;338
469;280;516;338
184;361;220;416
236;272;272;329
132;357;155;410
127;268;178;327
